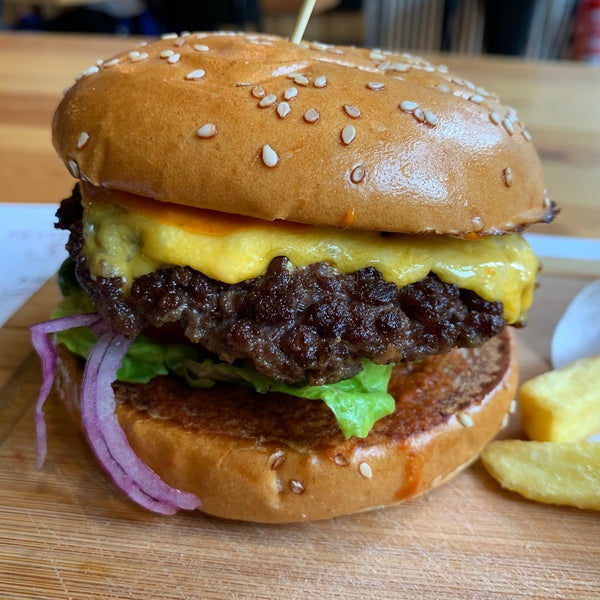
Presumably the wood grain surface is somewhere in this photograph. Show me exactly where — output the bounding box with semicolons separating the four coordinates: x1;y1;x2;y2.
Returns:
1;31;599;600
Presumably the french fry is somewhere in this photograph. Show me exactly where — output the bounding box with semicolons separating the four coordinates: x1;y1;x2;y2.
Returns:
519;355;600;442
482;440;600;510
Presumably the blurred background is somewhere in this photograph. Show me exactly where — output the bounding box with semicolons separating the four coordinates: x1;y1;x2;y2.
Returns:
1;0;599;62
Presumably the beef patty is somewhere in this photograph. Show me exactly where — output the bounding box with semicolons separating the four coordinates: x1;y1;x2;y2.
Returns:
56;186;506;385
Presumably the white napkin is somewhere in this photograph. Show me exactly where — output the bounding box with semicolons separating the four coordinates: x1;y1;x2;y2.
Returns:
0;203;68;328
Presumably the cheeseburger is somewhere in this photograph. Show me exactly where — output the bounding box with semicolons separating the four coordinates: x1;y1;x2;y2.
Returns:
32;32;557;522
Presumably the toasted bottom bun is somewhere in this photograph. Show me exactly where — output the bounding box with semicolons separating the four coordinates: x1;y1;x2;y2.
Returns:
55;329;518;522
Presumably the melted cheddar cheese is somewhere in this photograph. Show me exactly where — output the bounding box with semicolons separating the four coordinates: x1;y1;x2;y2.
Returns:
81;188;539;324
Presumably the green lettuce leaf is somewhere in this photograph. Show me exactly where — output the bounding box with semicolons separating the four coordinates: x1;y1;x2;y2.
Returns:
182;357;395;439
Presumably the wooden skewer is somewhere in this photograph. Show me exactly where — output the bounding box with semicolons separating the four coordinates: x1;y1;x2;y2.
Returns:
290;0;317;44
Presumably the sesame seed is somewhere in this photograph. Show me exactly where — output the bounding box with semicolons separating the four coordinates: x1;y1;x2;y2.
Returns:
304;108;320;123
251;85;266;98
294;75;309;86
502;118;515;135
269;450;286;470
436;83;450;92
489;111;501;125
129;51;140;60
333;453;349;466
509;400;517;414
503;167;514;187
76;65;99;79
76;131;89;149
286;72;302;79
67;159;79;178
160;49;175;58
327;47;344;55
413;107;425;122
167;53;181;64
131;52;148;62
103;58;119;68
350;165;366;184
343;104;361;119
289;480;305;494
262;144;279;167
194;44;209;52
259;94;277;108
276;101;291;119
235;82;254;87
471;216;485;231
423;110;439;127
399;100;418;113
367;81;385;91
469;94;485;104
341;124;356;145
174;37;186;47
196;123;217;138
283;87;298;101
359;462;373;478
314;75;327;88
161;32;178;39
457;412;474;428
522;130;532;141
370;50;386;61
185;69;205;80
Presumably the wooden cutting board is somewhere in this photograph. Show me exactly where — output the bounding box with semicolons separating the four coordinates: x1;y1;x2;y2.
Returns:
1;267;599;600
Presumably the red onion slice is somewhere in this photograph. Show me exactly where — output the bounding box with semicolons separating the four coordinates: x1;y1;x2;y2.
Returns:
30;313;102;468
31;314;201;514
81;331;202;514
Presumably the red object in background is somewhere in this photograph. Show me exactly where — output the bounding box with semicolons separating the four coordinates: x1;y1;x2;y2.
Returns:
574;0;600;62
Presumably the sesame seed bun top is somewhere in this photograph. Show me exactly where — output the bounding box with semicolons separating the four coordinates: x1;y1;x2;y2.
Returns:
53;32;552;235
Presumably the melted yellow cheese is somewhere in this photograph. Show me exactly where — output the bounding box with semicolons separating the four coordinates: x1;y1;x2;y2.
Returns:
81;190;539;324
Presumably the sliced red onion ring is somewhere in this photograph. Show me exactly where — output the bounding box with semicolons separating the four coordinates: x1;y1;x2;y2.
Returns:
82;331;201;514
31;315;201;514
30;313;102;469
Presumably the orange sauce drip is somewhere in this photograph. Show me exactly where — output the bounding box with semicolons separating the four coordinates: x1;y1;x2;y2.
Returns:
463;232;485;241
340;208;356;229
